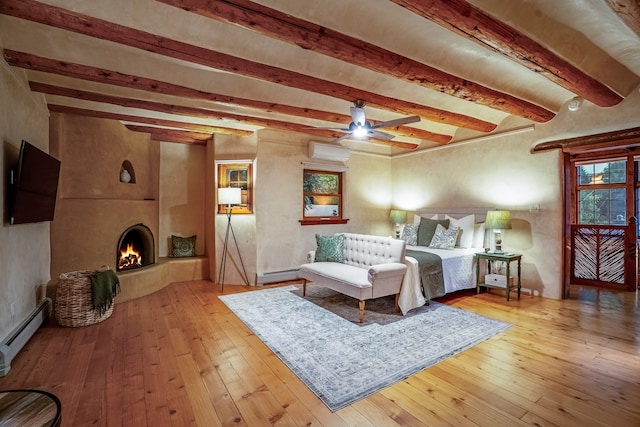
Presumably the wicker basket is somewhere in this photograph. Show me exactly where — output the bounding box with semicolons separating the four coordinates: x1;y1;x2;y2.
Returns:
55;266;115;327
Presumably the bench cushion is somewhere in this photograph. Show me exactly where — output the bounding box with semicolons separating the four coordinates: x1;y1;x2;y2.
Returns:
299;262;372;288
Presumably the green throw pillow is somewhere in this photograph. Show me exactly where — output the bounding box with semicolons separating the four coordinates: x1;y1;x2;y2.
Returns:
314;234;344;263
417;217;450;246
171;235;196;257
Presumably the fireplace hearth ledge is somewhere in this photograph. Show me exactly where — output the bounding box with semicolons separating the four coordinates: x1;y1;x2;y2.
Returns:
116;256;209;303
47;256;209;306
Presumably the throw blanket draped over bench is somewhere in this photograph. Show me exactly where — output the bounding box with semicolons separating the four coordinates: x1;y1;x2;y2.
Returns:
405;249;445;301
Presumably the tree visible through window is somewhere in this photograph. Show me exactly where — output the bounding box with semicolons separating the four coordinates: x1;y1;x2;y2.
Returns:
577;160;626;225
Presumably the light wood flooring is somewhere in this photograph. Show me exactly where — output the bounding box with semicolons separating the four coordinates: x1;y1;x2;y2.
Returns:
0;280;638;426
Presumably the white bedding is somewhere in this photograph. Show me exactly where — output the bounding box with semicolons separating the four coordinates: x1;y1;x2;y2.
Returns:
398;246;478;314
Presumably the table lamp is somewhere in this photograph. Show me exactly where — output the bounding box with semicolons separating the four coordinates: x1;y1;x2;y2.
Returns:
485;210;512;253
389;209;407;239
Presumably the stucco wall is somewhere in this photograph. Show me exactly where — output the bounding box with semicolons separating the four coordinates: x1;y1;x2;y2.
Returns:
49;114;161;278
0;60;51;341
48;114;209;280
213;133;258;285
254;132;393;279
390;85;640;299
392;131;564;299
159;143;206;257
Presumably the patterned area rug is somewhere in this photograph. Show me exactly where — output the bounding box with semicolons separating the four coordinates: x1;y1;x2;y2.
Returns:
294;284;417;326
219;285;510;412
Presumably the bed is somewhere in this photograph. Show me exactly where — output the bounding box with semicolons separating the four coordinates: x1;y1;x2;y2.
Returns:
397;208;492;314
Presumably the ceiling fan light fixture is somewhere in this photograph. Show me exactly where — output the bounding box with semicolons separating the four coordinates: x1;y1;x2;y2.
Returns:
352;125;368;138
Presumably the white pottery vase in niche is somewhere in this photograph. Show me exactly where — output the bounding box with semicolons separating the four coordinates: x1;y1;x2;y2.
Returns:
120;169;131;183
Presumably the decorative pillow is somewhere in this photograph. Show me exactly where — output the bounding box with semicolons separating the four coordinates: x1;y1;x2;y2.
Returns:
445;214;475;248
401;223;419;245
314;234;345;263
413;213;438;225
171;235;196;257
473;223;487;249
417;217;450;246
428;224;460;249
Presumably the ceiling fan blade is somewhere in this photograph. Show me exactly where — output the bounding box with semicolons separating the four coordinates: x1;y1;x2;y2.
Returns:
350;106;366;126
303;126;350;132
368;130;395;140
371;115;421;129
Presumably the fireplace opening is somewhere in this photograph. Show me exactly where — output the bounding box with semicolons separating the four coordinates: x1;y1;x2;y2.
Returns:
117;224;155;272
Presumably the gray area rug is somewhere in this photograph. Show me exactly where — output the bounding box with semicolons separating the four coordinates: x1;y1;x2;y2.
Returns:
219;285;510;412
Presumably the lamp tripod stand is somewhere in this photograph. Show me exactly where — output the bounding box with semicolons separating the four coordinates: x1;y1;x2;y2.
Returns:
218;188;249;292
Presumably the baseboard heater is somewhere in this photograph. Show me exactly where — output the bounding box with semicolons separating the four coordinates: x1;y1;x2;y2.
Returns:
0;298;52;376
255;269;300;285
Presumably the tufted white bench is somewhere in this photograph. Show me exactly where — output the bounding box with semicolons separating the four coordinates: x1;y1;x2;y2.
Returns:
299;233;407;323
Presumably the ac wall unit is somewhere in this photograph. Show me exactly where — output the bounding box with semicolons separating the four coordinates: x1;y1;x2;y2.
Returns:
309;141;350;163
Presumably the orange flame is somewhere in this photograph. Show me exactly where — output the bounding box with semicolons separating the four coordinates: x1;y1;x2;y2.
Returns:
119;242;142;270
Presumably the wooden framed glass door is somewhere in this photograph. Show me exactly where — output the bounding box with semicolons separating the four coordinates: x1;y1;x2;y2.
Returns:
566;152;637;292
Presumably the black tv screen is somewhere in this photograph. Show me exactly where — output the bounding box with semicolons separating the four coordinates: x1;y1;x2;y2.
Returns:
9;140;61;225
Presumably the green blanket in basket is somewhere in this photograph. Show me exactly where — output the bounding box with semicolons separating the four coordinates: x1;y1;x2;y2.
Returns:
89;269;120;314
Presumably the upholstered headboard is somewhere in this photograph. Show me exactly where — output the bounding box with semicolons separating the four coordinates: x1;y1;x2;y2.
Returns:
415;207;495;223
412;207;495;249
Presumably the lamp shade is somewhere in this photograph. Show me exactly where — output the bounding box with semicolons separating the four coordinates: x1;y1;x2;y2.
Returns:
218;187;241;205
389;209;407;225
485;210;512;230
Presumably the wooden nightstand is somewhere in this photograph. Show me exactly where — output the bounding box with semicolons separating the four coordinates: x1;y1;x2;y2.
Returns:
475;252;522;301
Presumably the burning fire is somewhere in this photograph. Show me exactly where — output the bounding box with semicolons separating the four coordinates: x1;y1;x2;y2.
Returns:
119;242;142;270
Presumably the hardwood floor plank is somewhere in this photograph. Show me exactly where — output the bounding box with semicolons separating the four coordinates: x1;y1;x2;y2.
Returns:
176;353;223;427
236;334;326;426
408;373;529;427
355;393;425;427
380;382;457;426
424;363;530;420
0;281;638;426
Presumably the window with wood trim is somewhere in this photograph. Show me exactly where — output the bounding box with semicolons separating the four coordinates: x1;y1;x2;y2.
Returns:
576;160;626;225
217;161;253;214
301;169;347;225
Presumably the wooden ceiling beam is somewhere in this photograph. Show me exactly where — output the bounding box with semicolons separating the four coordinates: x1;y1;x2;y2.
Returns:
47;104;252;136
605;0;640;36
41;86;420;150
532;127;640;153
29;81;449;144
391;0;624;107
124;125;212;144
158;0;555;123
0;0;496;132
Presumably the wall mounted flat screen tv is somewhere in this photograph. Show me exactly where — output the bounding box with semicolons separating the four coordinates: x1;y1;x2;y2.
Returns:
9;140;61;225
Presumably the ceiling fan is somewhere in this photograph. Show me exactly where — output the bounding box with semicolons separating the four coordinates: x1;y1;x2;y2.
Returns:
310;100;421;143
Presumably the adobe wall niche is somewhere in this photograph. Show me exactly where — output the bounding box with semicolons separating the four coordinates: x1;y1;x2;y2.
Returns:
49;113;160;278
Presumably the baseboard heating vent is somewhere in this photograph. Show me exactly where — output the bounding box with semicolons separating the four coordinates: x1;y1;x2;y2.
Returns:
256;269;300;285
0;297;52;377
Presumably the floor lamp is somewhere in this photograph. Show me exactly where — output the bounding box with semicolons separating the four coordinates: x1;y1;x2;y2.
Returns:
218;187;249;292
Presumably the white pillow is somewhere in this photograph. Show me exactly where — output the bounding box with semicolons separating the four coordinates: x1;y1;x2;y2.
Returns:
473;223;486;249
445;214;475;248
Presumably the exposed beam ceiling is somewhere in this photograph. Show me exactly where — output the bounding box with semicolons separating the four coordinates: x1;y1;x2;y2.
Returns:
1;0;639;153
